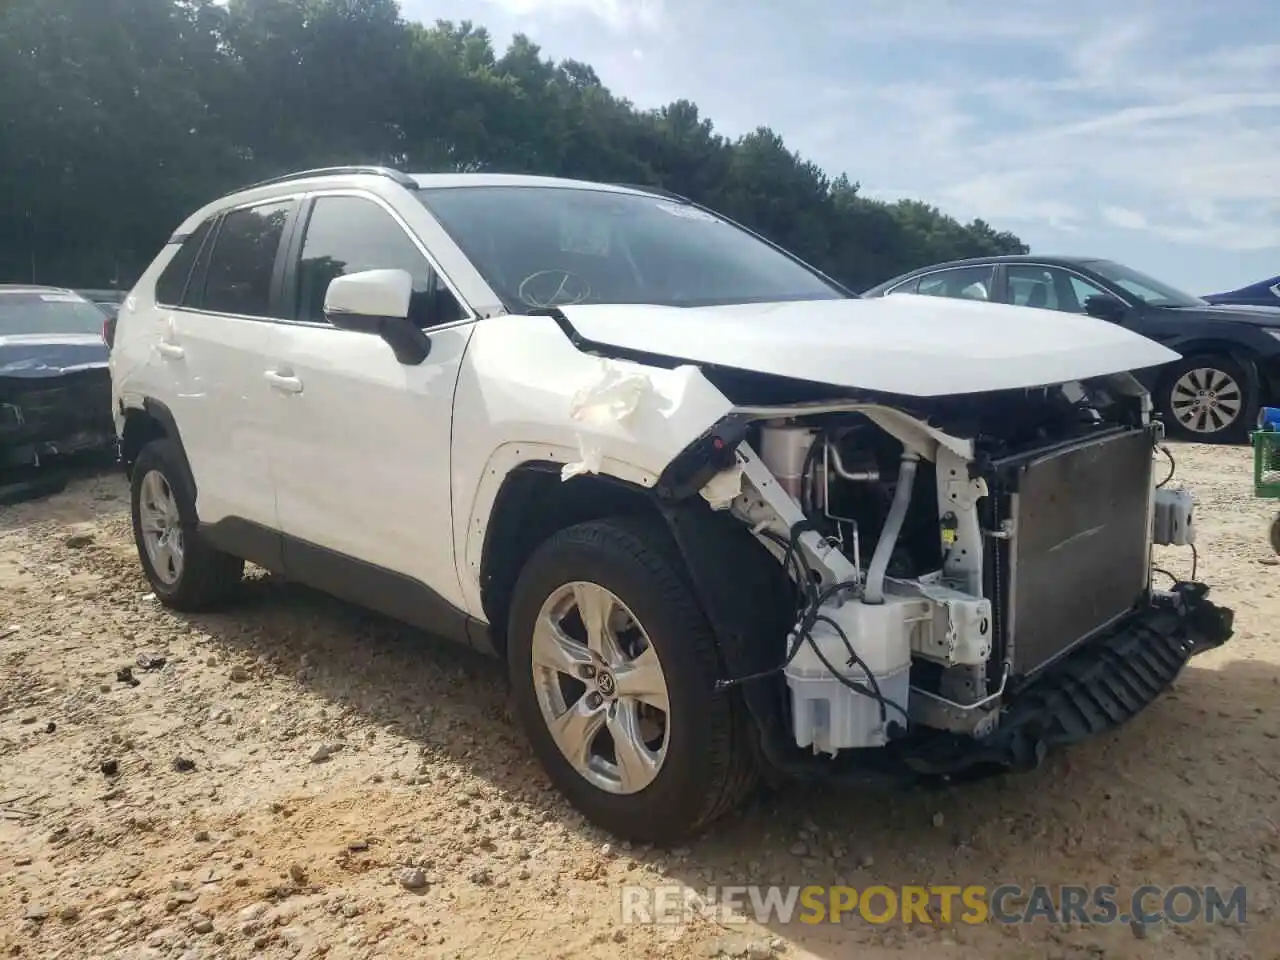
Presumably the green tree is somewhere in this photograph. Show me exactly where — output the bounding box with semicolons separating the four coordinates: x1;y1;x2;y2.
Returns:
0;0;1027;291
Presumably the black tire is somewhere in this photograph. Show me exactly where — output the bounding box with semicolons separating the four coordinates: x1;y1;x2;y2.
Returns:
130;438;244;610
1157;354;1256;443
506;518;757;845
1270;513;1280;556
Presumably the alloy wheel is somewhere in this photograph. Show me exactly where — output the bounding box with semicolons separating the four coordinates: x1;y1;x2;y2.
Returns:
1170;367;1243;435
138;469;184;584
530;581;671;795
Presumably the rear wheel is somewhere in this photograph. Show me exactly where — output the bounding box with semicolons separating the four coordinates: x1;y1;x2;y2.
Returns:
1157;355;1254;442
130;438;244;609
506;518;756;845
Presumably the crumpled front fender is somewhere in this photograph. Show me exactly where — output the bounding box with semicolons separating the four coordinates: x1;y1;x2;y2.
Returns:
449;313;735;618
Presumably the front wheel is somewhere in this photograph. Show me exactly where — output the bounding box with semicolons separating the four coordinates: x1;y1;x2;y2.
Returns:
1157;355;1255;443
506;518;756;845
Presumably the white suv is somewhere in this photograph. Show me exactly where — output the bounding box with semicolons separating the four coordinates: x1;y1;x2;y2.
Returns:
110;167;1233;844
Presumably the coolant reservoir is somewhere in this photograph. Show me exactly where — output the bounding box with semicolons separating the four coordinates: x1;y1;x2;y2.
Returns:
785;597;919;755
758;423;817;502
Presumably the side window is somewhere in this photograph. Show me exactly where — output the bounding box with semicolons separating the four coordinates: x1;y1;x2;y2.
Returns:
1067;274;1114;311
1008;266;1061;310
295;196;464;328
916;266;993;301
200;201;293;318
1007;265;1109;314
154;219;213;307
886;277;919;295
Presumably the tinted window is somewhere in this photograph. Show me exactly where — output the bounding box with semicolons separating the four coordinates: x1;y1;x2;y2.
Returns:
1087;260;1202;307
155;219;213;307
886;277;919;295
915;266;993;301
0;291;107;336
296;196;463;328
416;186;845;310
201;201;292;317
1007;265;1062;310
1067;275;1112;311
1007;265;1110;314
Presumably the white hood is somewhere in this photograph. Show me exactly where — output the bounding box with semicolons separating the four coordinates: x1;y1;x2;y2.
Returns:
556;294;1179;397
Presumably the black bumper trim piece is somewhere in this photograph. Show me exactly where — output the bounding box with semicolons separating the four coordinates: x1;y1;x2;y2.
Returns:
900;582;1234;777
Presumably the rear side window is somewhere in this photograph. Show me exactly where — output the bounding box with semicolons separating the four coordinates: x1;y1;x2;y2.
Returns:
916;266;994;301
154;219;213;307
200;201;293;318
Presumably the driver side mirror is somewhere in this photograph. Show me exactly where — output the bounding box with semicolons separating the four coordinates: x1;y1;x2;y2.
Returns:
1083;293;1127;323
324;269;432;365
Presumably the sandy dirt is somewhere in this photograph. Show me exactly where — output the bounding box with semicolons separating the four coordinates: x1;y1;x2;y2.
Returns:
1;442;1278;960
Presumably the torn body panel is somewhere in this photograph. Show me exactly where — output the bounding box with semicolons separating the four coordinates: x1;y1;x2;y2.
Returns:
451;313;734;619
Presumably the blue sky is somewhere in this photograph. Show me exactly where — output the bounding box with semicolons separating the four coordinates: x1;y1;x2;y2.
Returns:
400;0;1279;295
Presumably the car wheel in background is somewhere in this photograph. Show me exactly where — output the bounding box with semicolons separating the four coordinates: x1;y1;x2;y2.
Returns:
1156;354;1255;443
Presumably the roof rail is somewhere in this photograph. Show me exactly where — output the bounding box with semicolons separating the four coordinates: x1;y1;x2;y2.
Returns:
611;182;692;203
241;166;417;191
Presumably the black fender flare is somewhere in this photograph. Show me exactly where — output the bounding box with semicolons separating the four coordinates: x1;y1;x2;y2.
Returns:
125;398;198;497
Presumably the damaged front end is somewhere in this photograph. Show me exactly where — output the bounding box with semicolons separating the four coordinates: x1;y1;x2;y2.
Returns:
1;368;117;470
653;371;1234;784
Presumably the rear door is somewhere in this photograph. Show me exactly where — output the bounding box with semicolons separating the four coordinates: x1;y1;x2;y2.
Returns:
156;198;299;533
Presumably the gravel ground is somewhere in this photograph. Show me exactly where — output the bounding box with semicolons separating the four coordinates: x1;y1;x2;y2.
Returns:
1;442;1277;960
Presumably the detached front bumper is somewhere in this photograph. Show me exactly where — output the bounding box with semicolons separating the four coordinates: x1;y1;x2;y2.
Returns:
901;582;1234;777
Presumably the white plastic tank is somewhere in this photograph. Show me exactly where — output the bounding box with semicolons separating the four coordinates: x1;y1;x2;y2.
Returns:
784;595;919;755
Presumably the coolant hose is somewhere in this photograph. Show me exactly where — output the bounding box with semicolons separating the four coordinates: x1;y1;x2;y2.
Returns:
862;453;920;605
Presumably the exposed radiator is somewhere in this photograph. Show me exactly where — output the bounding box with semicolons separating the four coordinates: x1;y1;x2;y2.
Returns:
993;428;1155;678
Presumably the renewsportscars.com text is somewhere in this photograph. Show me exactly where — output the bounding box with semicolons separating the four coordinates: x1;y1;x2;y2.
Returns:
621;883;1248;927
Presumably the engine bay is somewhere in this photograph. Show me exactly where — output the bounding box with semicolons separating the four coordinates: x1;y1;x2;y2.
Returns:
713;372;1185;757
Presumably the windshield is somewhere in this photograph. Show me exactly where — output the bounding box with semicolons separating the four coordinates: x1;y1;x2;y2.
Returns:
1088;260;1204;308
0;291;106;337
416;185;846;310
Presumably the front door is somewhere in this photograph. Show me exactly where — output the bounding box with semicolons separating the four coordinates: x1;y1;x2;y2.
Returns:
264;192;475;614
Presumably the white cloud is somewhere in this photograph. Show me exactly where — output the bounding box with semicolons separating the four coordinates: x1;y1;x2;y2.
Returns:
395;0;1279;273
477;0;664;33
815;5;1280;252
939;171;1081;231
1102;206;1148;230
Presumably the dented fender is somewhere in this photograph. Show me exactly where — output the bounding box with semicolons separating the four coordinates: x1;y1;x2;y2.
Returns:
450;313;734;618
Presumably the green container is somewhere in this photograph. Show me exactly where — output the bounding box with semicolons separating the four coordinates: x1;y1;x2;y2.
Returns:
1251;428;1280;498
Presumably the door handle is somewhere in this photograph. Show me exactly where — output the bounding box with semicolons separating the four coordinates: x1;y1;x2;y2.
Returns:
264;370;303;394
156;342;184;359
